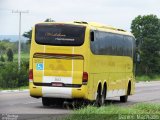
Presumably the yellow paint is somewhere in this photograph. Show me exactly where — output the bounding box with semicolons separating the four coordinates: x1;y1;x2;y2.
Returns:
29;82;42;97
29;21;135;100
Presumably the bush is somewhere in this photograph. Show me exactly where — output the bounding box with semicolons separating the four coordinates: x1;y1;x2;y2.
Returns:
0;55;5;62
0;61;29;89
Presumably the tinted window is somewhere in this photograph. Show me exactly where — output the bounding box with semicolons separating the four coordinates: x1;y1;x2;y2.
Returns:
90;30;135;57
35;24;86;46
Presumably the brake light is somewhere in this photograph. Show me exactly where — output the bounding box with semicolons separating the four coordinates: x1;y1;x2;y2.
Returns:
29;69;33;82
82;72;88;85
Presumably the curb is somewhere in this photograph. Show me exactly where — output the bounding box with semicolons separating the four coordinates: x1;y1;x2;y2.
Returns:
136;81;160;87
0;89;29;93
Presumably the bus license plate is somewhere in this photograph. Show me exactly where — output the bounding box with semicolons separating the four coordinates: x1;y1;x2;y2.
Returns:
52;82;63;87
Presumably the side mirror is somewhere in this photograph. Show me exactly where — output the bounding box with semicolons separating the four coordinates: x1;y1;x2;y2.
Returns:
90;31;94;42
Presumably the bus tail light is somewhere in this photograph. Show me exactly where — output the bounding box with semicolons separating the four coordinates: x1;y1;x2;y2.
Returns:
29;69;33;82
82;72;88;85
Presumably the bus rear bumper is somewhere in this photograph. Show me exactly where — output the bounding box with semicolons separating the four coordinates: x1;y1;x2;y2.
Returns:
42;86;72;98
29;82;87;99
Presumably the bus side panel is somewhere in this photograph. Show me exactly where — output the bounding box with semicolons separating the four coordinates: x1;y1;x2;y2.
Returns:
125;57;135;95
85;74;94;100
89;54;133;98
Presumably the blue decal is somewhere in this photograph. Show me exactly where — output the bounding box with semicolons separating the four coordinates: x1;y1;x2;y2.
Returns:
36;63;44;70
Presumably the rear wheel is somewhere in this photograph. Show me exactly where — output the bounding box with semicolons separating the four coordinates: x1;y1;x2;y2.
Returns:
52;98;64;106
42;98;64;106
95;86;102;107
120;95;128;102
101;86;106;105
42;97;51;106
120;82;131;103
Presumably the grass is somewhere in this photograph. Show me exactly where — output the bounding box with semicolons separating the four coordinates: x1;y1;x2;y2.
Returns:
136;75;160;82
0;86;28;90
65;103;160;120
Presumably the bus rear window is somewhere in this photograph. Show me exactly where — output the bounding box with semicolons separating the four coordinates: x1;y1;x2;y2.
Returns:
35;24;86;46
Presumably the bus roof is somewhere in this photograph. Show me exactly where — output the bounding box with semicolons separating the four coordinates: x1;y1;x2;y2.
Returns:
35;21;134;37
72;21;133;36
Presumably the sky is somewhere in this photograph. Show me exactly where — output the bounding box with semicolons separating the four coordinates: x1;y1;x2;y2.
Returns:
0;0;160;35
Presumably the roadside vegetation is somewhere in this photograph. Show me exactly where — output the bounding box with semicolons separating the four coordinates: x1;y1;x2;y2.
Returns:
136;75;160;82
65;103;160;120
132;15;160;77
0;40;29;89
0;60;29;89
0;18;54;90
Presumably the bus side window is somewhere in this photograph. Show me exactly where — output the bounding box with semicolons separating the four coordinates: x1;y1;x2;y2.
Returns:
90;31;94;42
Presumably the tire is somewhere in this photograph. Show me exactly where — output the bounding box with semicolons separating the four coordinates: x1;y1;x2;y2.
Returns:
42;97;51;106
52;98;64;106
95;87;102;107
120;95;128;102
101;87;106;105
120;82;131;103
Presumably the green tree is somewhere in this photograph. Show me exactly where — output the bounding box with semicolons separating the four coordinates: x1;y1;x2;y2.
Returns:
131;15;160;75
23;18;55;44
7;48;14;62
23;29;32;44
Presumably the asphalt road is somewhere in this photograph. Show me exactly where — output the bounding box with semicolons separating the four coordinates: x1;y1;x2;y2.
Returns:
0;81;160;119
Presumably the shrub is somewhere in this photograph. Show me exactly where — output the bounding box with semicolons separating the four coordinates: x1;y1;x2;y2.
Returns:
0;61;29;89
0;55;5;62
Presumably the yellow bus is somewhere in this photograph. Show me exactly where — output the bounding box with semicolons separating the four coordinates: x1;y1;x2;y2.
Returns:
29;21;136;106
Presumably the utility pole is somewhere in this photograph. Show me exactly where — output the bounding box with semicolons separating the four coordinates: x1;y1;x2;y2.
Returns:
12;10;29;70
